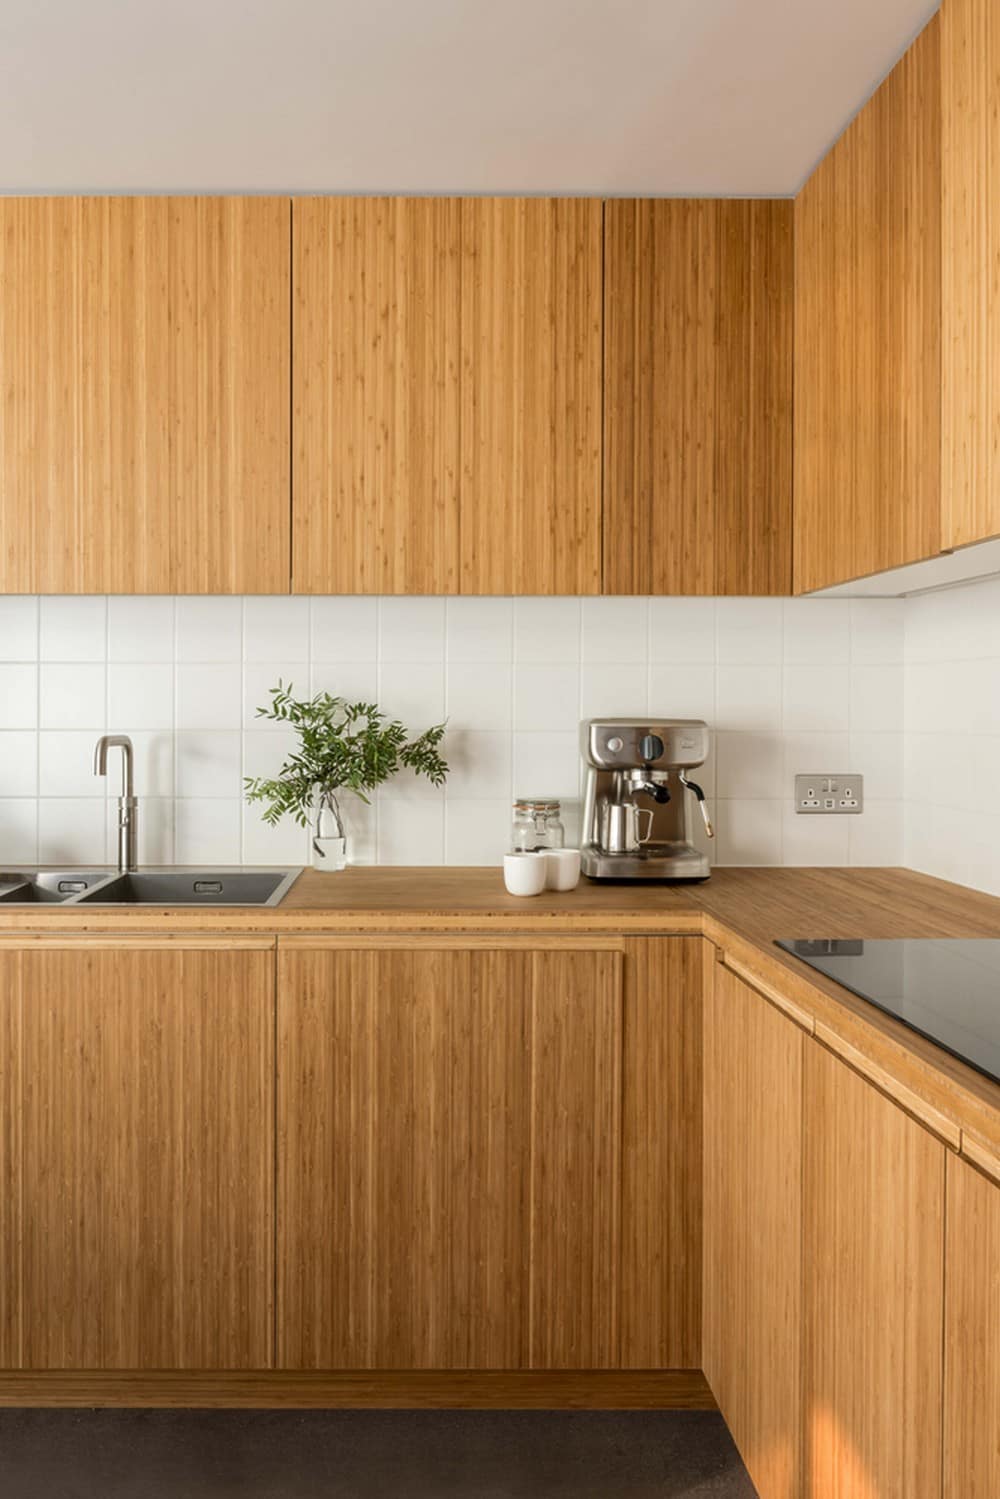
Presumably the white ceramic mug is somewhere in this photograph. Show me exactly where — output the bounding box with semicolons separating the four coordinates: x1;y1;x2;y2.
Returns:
503;852;548;897
545;848;582;891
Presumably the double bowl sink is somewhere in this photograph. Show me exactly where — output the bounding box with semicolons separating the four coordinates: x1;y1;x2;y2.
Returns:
0;868;302;907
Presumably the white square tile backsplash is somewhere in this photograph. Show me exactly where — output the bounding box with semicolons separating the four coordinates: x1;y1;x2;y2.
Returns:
0;664;38;729
513;597;581;662
903;574;1000;898
175;596;243;663
0;597;38;662
108;596;174;662
39;596;105;662
0;594;910;871
40;663;106;730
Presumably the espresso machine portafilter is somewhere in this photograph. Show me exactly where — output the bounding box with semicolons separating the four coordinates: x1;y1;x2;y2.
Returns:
581;718;714;881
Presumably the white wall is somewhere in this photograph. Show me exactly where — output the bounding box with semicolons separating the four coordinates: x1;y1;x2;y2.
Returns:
904;574;1000;896
0;593;904;870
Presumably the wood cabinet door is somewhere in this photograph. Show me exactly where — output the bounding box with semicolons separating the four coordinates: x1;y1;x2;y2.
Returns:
277;939;622;1370
0;940;274;1370
603;198;792;596
292;197;462;593
702;960;804;1499
0;197;290;593
803;1040;945;1499
942;0;1000;549
944;1151;1000;1499
459;198;602;594
292;197;601;596
619;936;705;1369
794;17;941;593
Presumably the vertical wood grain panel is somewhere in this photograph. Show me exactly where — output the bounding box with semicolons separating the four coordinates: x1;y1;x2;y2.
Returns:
604;199;791;595
459;198;602;594
0;197;289;593
715;200;793;595
803;1041;944;1499
941;0;1000;548
943;1153;1000;1499
277;944;622;1370
604;199;718;595
12;947;274;1370
277;947;530;1369
292;197;461;593
527;948;622;1368
0;964;21;1368
702;962;803;1499
794;18;941;592
619;937;704;1368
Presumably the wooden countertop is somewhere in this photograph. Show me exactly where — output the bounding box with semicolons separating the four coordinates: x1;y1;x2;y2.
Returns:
3;863;1000;1151
7;863;1000;935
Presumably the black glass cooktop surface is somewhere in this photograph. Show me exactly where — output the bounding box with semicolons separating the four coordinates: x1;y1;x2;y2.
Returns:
775;939;1000;1086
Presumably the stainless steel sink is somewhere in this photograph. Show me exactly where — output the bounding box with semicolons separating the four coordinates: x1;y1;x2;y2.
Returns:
0;870;114;903
73;868;301;907
0;867;301;907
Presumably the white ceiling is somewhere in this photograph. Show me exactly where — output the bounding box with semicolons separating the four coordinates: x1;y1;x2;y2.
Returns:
0;0;938;195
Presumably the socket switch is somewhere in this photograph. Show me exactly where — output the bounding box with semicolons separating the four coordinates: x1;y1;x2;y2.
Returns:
795;774;863;814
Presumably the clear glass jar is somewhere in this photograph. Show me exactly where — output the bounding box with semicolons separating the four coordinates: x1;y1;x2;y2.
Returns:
512;797;565;852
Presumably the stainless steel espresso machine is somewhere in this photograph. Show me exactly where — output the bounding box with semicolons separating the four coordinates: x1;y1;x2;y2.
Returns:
581;717;714;881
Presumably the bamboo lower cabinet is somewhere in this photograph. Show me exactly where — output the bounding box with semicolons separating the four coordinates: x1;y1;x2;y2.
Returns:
802;1042;946;1499
275;936;704;1371
943;1150;1000;1499
702;960;805;1499
0;939;275;1370
705;956;950;1499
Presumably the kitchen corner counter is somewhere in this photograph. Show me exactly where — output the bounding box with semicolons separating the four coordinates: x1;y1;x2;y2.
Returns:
2;862;1000;1149
1;863;999;938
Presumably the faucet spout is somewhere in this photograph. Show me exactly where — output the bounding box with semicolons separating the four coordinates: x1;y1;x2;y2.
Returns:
94;733;134;797
93;735;138;872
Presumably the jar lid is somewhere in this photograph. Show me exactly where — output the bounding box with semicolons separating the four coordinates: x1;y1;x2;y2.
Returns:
513;796;561;812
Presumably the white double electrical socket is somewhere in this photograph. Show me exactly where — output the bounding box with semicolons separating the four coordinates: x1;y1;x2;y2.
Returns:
794;774;864;814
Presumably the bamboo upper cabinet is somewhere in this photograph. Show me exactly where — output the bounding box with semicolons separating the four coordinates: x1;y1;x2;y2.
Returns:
292;197;602;595
604;198;792;595
0;939;275;1371
794;17;942;593
943;1148;1000;1499
292;198;462;594
941;0;1000;550
803;1040;946;1499
276;938;623;1370
702;959;804;1499
0;197;291;594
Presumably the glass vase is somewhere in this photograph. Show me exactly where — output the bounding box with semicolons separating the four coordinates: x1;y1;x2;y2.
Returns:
312;788;347;872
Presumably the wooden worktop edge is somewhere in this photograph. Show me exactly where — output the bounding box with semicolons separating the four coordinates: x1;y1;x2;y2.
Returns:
704;915;1000;1155
0;908;704;935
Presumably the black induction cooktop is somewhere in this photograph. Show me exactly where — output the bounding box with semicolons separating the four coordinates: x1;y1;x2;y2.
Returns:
775;939;1000;1086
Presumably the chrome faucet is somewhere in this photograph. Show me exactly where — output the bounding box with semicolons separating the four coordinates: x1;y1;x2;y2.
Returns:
94;734;138;873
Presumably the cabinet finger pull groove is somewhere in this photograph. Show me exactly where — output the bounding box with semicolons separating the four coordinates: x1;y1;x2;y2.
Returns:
813;1021;961;1149
718;952;815;1033
959;1133;1000;1187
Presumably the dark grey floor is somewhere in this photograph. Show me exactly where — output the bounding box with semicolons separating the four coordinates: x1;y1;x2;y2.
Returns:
0;1410;758;1498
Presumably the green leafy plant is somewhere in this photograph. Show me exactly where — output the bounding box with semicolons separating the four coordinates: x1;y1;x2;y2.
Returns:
243;682;448;840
